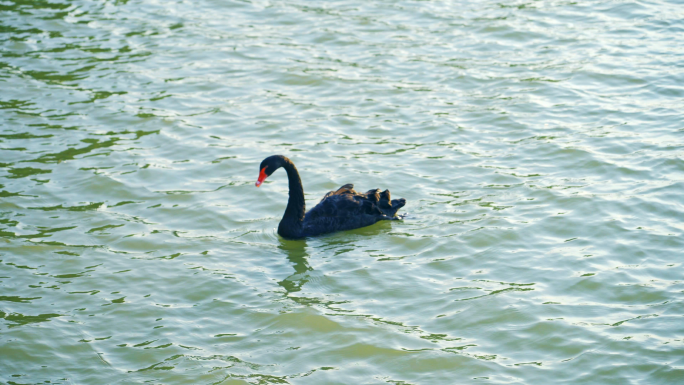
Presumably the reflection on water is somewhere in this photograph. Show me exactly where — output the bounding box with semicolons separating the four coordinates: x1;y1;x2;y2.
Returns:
277;237;311;294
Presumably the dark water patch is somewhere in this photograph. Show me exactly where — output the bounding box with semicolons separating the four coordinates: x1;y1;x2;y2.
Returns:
0;296;41;303
29;202;103;211
4;262;38;270
68;290;99;295
1;225;78;240
5;167;51;179
0;132;53;140
0;190;27;197
87;224;124;234
22;69;88;84
29;138;118;163
2;311;62;328
1;0;72;12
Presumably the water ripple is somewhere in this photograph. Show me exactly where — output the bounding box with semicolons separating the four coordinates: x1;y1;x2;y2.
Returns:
1;0;683;383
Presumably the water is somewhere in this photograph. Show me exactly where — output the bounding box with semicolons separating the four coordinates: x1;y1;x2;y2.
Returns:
1;0;683;383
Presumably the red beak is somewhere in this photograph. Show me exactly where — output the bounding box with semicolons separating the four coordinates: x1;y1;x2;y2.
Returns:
256;167;267;187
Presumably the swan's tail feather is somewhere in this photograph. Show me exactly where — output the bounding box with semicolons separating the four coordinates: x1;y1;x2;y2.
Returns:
376;189;406;217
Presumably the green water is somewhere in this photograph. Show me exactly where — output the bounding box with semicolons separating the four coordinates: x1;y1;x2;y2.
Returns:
1;0;683;383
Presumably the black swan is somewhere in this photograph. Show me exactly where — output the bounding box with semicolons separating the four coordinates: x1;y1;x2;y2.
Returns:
256;155;406;238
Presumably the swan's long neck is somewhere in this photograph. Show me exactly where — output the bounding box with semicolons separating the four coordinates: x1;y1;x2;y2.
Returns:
278;159;305;237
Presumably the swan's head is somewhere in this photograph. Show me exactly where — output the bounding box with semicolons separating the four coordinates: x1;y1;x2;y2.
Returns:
256;155;289;187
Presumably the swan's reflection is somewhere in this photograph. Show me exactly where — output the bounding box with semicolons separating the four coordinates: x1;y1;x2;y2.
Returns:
276;237;311;294
276;222;396;295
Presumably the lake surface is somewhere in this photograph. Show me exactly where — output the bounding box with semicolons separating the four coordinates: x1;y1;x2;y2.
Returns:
1;0;683;383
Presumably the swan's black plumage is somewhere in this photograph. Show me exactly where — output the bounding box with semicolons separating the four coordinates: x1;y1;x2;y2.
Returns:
256;155;406;238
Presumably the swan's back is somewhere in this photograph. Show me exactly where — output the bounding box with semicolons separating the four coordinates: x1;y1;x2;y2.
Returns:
302;184;406;237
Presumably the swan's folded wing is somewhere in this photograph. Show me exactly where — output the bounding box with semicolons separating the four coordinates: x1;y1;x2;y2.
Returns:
302;194;387;236
307;193;381;220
